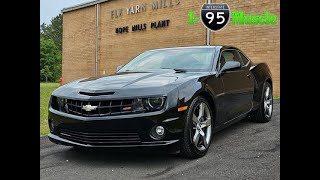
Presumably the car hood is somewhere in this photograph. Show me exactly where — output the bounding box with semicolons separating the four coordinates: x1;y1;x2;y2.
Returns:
52;70;211;99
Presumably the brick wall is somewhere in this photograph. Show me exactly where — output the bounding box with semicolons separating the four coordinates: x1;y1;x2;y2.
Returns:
62;6;97;83
62;0;280;96
99;0;207;75
211;0;280;96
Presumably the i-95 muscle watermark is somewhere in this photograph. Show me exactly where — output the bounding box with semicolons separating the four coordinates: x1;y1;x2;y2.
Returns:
231;11;277;25
189;3;278;30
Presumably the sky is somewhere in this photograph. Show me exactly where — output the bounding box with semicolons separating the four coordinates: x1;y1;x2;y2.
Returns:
40;0;92;25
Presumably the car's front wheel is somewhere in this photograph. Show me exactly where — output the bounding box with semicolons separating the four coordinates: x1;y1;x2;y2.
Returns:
180;96;213;158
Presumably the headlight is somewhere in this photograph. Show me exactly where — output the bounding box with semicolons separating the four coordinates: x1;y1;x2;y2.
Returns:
132;98;145;112
132;97;166;112
147;97;165;110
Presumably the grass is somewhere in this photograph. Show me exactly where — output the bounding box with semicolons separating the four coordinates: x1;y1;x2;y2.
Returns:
273;96;280;100
40;83;59;135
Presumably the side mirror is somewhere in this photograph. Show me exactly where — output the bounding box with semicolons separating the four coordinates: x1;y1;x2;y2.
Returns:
116;65;123;72
217;61;240;77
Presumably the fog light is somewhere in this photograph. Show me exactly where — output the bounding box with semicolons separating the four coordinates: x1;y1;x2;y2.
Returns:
150;125;165;140
156;126;164;136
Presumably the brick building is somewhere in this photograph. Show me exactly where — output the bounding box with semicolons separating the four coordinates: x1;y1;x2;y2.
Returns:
61;0;280;96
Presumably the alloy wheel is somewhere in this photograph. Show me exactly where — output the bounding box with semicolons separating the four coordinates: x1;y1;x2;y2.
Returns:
264;86;273;118
191;102;212;151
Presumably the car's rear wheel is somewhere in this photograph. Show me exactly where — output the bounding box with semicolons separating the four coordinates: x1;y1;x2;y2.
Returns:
250;81;273;123
180;96;213;158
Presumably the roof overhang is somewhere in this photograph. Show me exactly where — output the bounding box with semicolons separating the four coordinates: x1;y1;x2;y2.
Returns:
61;0;110;13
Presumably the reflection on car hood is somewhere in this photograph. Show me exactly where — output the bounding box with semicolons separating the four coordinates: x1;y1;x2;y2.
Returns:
52;71;211;99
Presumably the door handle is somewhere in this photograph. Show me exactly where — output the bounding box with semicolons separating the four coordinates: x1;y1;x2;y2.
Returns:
247;74;252;78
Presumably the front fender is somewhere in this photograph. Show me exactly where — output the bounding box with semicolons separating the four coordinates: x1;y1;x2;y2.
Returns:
176;75;217;110
178;79;202;106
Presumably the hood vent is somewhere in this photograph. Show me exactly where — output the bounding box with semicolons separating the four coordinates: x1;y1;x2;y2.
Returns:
79;91;115;96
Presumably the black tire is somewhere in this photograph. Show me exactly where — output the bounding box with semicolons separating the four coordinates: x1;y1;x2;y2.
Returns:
180;96;214;159
250;82;273;123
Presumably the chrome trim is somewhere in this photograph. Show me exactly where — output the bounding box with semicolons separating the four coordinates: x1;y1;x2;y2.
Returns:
163;117;180;122
48;133;179;147
49;107;165;121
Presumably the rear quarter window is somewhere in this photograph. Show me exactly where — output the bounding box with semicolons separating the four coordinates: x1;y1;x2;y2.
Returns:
239;52;249;65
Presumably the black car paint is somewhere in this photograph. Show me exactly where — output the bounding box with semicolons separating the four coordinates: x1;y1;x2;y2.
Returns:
48;46;272;149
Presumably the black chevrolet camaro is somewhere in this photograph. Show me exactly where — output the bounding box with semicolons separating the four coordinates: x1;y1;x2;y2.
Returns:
48;46;273;158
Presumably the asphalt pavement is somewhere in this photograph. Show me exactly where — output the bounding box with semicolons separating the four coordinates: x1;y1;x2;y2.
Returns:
40;101;280;180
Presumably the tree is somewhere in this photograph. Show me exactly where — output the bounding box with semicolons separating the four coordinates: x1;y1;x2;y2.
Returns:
40;13;63;82
40;65;52;82
40;36;61;82
40;14;62;51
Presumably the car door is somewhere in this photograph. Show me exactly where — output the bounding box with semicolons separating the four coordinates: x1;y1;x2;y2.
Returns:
218;49;254;122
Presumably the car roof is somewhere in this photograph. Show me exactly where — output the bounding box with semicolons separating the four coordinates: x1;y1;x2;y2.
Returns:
147;45;239;52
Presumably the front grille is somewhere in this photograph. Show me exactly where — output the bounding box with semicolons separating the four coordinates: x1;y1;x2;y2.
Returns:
59;128;141;145
53;98;134;117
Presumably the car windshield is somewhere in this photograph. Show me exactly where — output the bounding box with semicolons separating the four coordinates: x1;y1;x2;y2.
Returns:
118;48;215;72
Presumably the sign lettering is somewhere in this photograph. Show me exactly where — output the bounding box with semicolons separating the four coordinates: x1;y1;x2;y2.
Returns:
116;20;170;34
111;0;180;19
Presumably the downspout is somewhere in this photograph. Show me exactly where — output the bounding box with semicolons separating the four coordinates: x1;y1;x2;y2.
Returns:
95;4;100;76
206;0;212;46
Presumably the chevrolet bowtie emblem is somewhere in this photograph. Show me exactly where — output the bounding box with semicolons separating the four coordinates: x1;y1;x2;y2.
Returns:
82;104;98;112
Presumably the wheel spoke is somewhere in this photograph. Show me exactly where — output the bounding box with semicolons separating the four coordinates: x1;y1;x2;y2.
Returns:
264;101;268;111
265;87;270;98
200;118;211;128
268;105;272;116
264;103;268;114
198;103;204;119
202;135;208;147
192;114;198;125
199;128;205;137
193;130;200;145
267;100;272;106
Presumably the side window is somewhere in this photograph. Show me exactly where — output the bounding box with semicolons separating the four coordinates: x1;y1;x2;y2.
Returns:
239;52;249;66
219;50;244;69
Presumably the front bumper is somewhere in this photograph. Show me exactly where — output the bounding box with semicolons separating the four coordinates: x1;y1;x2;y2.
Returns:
48;133;179;148
48;107;185;149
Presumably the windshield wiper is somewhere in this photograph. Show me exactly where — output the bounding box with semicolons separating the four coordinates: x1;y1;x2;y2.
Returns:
160;68;187;73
